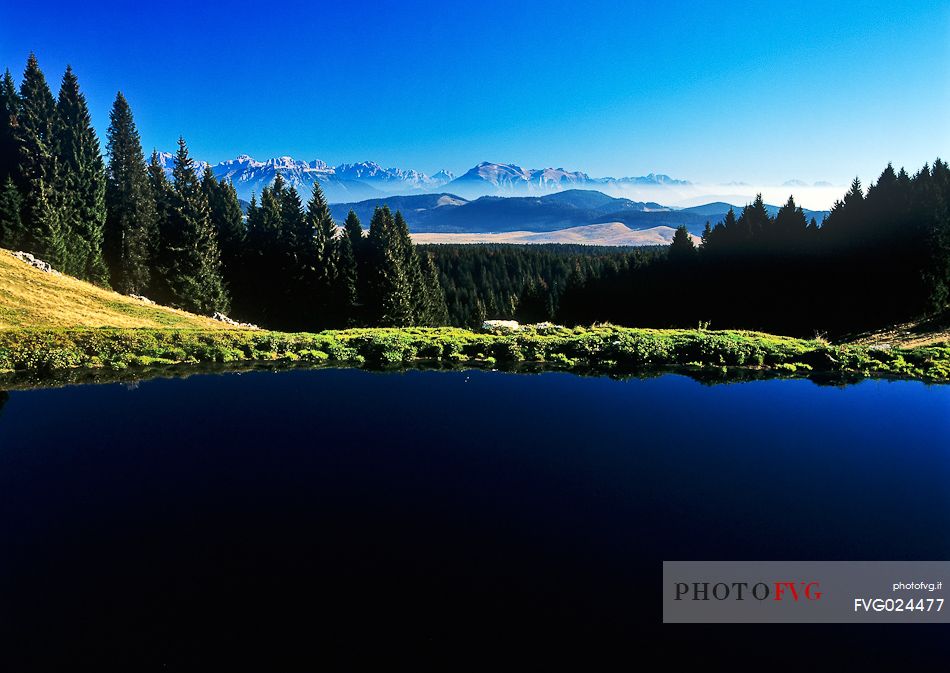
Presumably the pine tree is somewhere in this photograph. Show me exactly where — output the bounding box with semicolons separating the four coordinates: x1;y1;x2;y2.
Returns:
54;66;108;283
31;177;66;267
334;230;359;324
280;182;309;271
737;194;770;244
104;93;156;294
201;168;245;299
307;181;336;284
367;205;412;326
418;251;449;325
15;54;59;260
305;181;339;324
394;210;425;322
0;176;25;249
147;149;175;297
163;137;229;314
772;196;808;250
668;225;697;261
344;209;365;257
0;69;20;185
245;183;285;325
342;209;365;320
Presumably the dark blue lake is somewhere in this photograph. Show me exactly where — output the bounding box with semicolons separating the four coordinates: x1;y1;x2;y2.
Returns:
1;369;948;667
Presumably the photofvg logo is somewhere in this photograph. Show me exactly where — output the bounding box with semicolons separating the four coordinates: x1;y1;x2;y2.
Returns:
663;562;950;623
674;580;822;602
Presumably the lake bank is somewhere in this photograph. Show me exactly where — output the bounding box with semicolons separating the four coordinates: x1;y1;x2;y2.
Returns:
2;324;948;385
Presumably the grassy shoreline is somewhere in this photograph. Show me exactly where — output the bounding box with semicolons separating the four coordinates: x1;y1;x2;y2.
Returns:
1;324;947;384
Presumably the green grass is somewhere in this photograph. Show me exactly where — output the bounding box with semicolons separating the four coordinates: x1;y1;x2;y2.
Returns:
1;246;947;384
1;324;947;383
0;249;241;329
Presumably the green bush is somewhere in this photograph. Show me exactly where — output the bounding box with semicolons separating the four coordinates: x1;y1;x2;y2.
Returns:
0;326;945;382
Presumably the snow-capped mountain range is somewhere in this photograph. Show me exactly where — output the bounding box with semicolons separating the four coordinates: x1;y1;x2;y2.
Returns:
152;152;451;203
451;162;689;199
152;152;691;204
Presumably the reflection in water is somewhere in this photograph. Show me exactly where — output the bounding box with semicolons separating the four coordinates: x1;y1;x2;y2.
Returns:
0;369;947;667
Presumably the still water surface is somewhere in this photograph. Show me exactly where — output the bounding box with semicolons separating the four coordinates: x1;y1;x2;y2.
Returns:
1;369;947;666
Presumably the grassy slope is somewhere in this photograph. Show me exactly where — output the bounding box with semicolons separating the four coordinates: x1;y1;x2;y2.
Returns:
0;250;240;329
0;249;946;382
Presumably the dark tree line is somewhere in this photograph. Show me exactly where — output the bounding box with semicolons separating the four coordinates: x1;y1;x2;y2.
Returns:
0;54;446;329
0;56;109;283
559;165;950;336
421;244;663;327
2;54;946;336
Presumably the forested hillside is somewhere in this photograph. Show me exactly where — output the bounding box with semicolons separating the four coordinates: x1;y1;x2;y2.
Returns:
1;53;946;338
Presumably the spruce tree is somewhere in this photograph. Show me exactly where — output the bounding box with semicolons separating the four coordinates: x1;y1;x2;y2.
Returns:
394;210;425;322
245;183;285;325
772;196;807;250
15;54;59;262
344;209;365;257
54;66;108;283
668;225;697;261
307;181;336;284
280;182;308;271
202;168;245;297
0;69;20;185
147;149;175;297
737;194;770;245
31;177;66;267
104;93;156;294
334;230;359;325
419;251;449;325
163;137;229;314
367;205;412;325
305;182;338;324
0;176;25;249
342;209;365;319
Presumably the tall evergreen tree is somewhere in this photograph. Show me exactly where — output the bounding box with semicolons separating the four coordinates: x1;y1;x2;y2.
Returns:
162;137;229;314
104;93;156;294
394;210;426;322
668;225;697;261
305;182;339;324
147;149;175;297
737;194;771;244
367;206;412;326
244;181;285;325
343;209;366;319
307;181;336;282
30;177;66;267
0;176;25;249
0;69;20;186
15;54;60;263
334;229;359;325
771;196;808;250
418;251;449;325
201;166;245;285
54;66;108;282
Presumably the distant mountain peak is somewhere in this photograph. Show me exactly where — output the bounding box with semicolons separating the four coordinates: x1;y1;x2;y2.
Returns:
153;153;692;203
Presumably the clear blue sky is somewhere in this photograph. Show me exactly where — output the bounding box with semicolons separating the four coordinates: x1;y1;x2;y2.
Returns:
1;0;947;185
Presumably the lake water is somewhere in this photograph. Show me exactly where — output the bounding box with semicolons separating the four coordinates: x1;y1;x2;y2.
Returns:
1;368;948;667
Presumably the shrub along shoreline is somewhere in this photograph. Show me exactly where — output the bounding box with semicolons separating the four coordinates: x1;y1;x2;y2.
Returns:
1;325;947;384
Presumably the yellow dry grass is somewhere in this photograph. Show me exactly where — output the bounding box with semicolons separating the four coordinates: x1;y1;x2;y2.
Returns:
0;250;239;330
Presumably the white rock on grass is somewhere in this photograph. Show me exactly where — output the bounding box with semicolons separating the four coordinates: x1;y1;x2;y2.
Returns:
212;312;260;329
482;319;521;333
11;251;61;275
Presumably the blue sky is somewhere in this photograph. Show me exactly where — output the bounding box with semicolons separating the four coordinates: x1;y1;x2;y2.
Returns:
1;0;947;187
